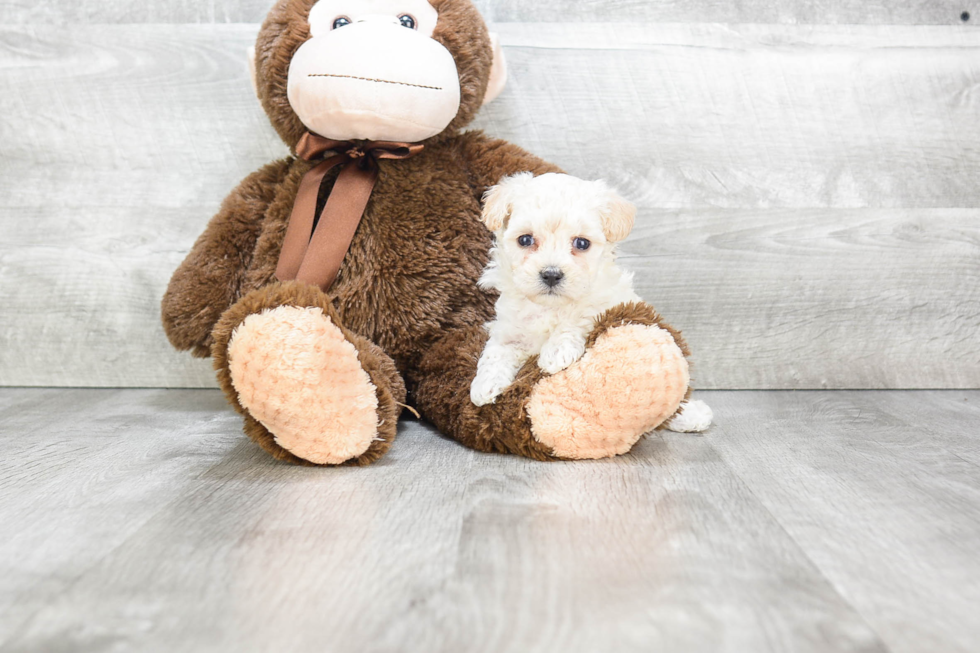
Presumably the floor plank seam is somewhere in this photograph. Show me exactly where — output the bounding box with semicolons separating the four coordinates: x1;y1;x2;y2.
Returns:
702;437;896;652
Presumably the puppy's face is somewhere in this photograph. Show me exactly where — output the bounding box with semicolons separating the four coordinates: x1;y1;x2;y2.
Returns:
501;202;606;305
482;173;636;305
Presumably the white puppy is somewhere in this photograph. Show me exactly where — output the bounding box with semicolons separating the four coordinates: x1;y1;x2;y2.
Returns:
469;173;713;434
470;172;638;407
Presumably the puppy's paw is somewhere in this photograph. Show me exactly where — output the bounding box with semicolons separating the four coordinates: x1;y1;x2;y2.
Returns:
538;338;587;375
470;371;509;407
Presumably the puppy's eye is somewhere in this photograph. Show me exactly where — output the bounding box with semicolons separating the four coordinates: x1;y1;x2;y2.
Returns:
332;16;352;29
518;235;535;248
573;237;591;251
398;14;417;29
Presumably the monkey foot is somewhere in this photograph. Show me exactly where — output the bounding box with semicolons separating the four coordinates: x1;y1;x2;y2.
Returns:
227;305;381;465
527;324;690;459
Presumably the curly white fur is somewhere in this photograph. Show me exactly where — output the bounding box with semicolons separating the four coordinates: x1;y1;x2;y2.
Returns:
470;173;640;406
469;173;713;434
663;399;714;433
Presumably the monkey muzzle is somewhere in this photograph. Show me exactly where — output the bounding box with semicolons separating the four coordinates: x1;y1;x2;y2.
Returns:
287;21;462;143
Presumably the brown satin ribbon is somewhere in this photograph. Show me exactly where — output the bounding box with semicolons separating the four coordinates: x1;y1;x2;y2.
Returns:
275;132;424;290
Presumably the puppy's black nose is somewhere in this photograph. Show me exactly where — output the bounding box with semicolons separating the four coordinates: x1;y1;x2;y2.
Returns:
540;267;564;288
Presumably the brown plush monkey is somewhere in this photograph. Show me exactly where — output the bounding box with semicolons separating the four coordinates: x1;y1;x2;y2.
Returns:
162;0;693;465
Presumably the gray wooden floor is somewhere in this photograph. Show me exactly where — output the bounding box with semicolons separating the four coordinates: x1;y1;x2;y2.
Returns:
1;389;977;653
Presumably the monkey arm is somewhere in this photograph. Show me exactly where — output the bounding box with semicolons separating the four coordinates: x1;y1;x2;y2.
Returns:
455;131;563;198
161;159;291;357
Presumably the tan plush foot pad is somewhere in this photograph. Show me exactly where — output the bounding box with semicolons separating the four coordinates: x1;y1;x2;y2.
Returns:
527;324;690;460
227;306;379;465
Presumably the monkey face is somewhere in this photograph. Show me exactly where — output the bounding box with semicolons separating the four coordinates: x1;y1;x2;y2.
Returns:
287;0;462;142
286;0;462;142
255;0;498;148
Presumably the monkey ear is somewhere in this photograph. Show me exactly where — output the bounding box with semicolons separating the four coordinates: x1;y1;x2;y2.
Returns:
247;45;259;98
482;33;508;105
599;184;637;243
482;172;532;232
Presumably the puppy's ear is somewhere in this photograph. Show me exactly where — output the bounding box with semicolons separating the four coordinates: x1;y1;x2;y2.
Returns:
598;185;637;243
482;172;532;232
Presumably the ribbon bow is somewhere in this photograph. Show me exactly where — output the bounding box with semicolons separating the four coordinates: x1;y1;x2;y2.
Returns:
275;132;424;290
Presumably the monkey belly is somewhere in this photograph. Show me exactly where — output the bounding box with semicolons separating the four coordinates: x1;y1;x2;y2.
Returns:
325;154;496;372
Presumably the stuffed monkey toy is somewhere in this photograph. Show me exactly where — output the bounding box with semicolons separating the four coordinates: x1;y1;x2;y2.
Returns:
162;0;694;465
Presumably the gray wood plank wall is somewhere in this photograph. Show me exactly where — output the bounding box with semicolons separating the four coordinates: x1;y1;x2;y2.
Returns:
4;1;977;25
1;6;978;389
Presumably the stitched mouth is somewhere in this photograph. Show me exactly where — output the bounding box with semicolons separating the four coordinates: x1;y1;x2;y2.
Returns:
308;73;442;91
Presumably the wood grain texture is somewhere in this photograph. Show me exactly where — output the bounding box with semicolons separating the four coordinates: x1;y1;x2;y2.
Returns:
476;3;979;25
0;0;276;24
2;23;979;388
0;25;279;389
3;0;977;25
625;209;980;389
1;388;902;653
708;390;980;653
0;388;241;645
482;24;980;209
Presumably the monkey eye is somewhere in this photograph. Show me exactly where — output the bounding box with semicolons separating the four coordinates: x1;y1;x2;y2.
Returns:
573;238;591;251
332;16;351;29
518;235;535;248
398;14;417;29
